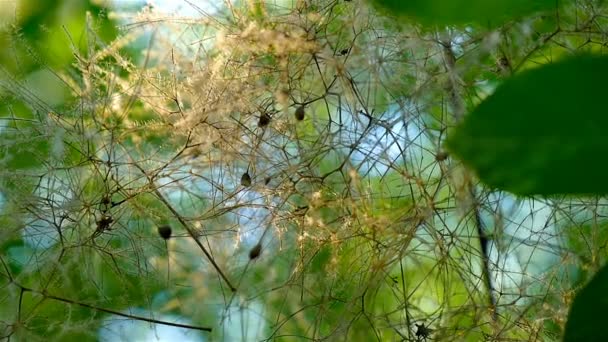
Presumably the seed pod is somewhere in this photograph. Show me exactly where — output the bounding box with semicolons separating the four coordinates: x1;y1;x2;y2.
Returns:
295;105;305;121
435;151;449;162
157;225;172;240
264;176;271;185
415;323;431;340
249;243;262;260
241;172;252;187
97;215;113;231
258;113;271;127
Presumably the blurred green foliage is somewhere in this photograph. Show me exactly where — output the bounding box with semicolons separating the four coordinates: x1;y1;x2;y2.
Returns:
1;0;608;341
446;55;608;196
369;0;555;27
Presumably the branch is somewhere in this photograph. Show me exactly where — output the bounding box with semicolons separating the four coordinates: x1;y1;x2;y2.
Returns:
130;161;237;292
151;185;237;292
16;283;212;332
470;187;498;321
440;38;497;320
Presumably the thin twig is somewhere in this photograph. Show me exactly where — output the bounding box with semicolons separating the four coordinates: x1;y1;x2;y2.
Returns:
16;283;212;332
129;162;237;292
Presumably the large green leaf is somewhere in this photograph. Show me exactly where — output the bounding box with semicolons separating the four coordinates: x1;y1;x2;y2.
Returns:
369;0;555;26
446;54;608;195
564;264;608;341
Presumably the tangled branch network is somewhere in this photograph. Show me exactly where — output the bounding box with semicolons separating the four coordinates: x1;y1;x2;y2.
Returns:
0;0;606;341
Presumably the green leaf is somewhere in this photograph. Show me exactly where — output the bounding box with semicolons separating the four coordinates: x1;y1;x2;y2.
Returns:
446;54;608;195
564;264;608;342
369;0;555;26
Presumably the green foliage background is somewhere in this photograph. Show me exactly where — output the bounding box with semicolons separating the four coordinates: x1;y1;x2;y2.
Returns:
0;0;607;341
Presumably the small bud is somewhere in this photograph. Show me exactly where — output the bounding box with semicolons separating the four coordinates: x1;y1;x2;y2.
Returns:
435;151;449;162
97;215;113;231
241;172;252;187
158;225;172;240
249;243;262;260
295;105;305;121
264;176;271;185
415;323;431;339
258;113;271;127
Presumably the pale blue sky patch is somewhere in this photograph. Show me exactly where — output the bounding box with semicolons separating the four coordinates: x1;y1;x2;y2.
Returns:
488;240;527;306
22;172;74;249
22;217;61;250
476;191;561;306
346;106;434;177
221;300;267;342
99;308;206;342
156;0;220;17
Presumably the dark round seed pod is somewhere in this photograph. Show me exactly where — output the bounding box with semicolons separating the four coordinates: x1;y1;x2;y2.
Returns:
249;243;262;260
258;113;271;127
435;151;449;162
415;323;431;340
340;48;349;55
241;172;252;187
97;215;114;231
295;105;305;121
158;225;172;240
